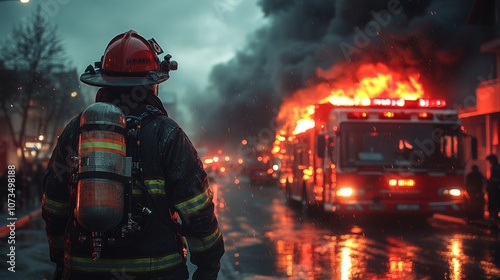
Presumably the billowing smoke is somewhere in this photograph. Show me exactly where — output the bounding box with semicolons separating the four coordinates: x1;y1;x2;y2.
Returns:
194;0;496;151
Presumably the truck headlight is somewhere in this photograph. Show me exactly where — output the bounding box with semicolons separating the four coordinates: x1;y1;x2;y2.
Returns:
439;188;462;197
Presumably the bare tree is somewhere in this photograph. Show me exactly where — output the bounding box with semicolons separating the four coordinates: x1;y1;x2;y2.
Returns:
0;5;85;166
36;69;84;153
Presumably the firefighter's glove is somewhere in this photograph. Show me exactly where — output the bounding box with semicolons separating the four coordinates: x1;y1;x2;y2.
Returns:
192;262;221;280
51;266;63;280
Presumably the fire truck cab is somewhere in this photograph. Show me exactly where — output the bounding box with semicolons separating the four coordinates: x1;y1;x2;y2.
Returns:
278;98;476;218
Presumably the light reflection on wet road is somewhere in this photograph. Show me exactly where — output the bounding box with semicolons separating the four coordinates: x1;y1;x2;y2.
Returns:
2;173;500;279
216;173;500;279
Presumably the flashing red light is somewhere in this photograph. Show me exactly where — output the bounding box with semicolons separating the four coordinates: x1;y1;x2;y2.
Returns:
379;112;411;119
418;112;433;119
382;111;395;118
347;112;369;119
418;98;446;108
330;98;446;109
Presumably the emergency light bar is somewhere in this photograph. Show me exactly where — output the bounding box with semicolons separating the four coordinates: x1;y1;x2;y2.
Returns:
347;111;435;120
329;97;446;108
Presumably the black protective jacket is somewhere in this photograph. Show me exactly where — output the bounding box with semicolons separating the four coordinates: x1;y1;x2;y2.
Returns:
42;89;224;280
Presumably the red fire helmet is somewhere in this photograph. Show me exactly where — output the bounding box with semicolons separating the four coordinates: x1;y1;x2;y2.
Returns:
80;30;177;87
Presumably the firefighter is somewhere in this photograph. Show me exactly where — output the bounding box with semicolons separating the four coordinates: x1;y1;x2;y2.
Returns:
486;154;500;222
42;30;224;280
465;164;486;220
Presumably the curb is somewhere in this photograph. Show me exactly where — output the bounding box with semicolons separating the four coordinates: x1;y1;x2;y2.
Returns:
0;208;42;238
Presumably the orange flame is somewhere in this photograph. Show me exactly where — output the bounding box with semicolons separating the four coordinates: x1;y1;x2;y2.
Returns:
276;63;425;136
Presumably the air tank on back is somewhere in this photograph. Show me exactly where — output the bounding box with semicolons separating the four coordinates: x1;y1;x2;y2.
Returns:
76;102;128;232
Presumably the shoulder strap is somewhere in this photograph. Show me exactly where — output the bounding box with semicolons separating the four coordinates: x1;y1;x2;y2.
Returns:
126;106;185;235
126;105;164;176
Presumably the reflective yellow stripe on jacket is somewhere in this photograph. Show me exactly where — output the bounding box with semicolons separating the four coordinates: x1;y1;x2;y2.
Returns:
42;194;69;216
68;252;184;273
175;188;213;218
187;227;223;252
132;179;166;196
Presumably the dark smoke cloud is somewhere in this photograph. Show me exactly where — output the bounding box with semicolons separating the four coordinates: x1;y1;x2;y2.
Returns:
194;0;497;151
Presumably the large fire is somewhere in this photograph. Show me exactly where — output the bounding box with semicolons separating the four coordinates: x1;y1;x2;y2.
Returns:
276;63;426;136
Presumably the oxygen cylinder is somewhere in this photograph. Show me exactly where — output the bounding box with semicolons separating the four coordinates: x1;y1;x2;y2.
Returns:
76;102;129;233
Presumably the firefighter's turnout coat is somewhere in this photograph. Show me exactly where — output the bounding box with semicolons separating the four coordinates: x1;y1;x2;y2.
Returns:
42;90;224;280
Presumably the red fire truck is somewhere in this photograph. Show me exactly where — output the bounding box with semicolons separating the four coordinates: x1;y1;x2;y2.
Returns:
276;97;477;218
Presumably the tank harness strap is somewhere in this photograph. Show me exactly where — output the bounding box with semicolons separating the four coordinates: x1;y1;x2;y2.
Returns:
121;106;164;235
77;171;131;185
129;107;186;235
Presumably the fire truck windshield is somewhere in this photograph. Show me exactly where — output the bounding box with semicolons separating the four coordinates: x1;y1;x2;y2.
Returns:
340;123;464;170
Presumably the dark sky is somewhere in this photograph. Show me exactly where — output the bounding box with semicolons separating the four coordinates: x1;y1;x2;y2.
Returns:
1;0;497;154
193;0;498;152
0;0;264;143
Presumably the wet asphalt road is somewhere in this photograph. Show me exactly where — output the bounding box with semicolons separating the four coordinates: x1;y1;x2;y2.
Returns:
2;172;500;279
217;173;500;279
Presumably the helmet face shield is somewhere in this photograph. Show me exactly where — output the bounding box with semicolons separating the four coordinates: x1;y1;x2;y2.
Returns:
80;30;176;87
